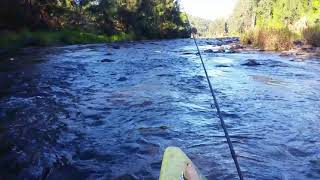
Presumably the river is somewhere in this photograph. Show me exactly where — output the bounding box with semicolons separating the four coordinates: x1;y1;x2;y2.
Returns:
0;39;320;179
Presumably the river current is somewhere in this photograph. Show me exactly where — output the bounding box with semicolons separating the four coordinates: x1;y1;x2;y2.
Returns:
0;39;319;179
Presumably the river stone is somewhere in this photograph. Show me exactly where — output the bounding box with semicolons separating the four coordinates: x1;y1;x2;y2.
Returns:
242;59;261;66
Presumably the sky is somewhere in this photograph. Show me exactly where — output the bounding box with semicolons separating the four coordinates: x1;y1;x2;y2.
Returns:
180;0;238;20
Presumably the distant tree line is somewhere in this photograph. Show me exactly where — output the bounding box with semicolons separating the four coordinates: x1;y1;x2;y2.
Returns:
0;0;189;39
188;15;227;37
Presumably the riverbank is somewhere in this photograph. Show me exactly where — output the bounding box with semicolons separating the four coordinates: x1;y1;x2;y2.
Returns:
202;37;320;60
0;30;136;49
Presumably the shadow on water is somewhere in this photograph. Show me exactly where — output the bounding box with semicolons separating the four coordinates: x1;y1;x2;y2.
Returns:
0;39;320;179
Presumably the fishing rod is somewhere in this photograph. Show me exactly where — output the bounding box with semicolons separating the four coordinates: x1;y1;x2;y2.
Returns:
181;6;244;180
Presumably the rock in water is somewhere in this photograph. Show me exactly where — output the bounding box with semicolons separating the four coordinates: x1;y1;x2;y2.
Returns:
117;77;127;81
242;59;261;66
101;59;115;63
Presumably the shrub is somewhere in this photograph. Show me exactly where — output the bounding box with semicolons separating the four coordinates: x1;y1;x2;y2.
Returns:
241;28;294;51
302;25;320;47
240;29;255;45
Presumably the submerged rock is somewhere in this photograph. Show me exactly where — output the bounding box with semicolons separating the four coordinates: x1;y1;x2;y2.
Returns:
111;45;121;49
215;64;232;67
242;59;261;66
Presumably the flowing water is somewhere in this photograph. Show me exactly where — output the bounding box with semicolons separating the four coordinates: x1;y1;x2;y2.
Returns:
0;39;320;180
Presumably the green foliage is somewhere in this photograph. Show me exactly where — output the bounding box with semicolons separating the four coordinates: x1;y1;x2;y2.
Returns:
0;0;189;47
228;0;257;34
229;0;320;32
188;16;227;37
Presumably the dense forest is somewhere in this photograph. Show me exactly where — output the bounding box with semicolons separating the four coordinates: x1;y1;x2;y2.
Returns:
192;0;320;36
228;0;320;34
0;0;189;47
190;0;320;50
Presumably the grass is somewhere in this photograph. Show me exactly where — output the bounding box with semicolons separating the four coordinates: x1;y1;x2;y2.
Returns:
302;25;320;47
0;29;136;48
240;28;294;51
